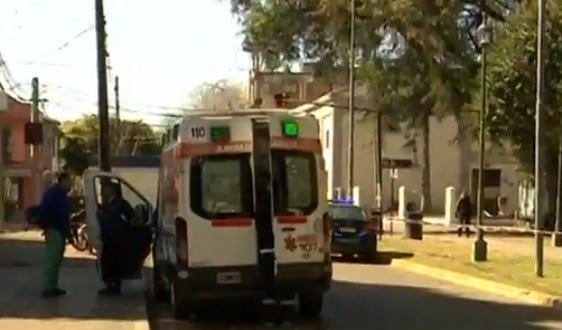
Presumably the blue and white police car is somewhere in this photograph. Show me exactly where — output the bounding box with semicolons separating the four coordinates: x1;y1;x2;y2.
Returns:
328;199;378;261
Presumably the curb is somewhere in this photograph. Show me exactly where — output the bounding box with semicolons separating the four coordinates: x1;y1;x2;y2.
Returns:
133;320;150;330
391;259;562;309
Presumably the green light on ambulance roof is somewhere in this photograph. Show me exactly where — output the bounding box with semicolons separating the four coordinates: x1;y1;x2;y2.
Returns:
210;126;231;142
281;120;299;138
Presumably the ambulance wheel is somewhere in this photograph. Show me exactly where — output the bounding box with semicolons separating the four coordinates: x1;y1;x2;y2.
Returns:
170;280;193;320
298;291;323;319
152;265;169;301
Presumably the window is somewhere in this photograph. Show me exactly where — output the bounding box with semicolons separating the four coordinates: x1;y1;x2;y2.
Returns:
190;154;253;219
272;150;318;216
92;176;151;225
329;206;367;221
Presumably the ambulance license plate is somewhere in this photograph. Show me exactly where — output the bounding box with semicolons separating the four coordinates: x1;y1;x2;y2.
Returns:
217;271;241;284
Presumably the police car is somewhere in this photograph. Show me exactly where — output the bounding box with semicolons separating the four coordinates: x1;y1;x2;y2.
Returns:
329;199;378;261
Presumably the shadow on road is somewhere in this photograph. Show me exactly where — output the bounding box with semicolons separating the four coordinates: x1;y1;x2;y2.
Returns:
146;276;562;330
332;251;413;266
327;280;562;330
375;251;413;265
0;235;147;322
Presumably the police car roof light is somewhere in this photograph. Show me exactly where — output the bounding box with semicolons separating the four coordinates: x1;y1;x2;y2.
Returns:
330;198;354;205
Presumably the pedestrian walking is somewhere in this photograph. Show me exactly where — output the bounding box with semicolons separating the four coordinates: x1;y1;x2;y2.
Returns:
39;172;72;298
455;191;473;238
97;182;134;296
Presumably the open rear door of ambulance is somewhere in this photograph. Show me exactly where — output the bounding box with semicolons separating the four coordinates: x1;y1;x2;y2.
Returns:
180;118;258;283
271;118;328;269
83;169;154;281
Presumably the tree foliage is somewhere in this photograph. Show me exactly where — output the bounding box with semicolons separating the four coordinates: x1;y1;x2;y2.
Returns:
188;79;245;110
485;0;562;175
60;115;161;175
228;0;482;211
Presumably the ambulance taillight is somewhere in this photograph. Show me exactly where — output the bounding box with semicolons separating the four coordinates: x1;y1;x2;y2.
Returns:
175;218;188;268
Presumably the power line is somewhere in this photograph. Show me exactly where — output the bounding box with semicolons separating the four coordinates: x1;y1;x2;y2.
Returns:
24;25;94;66
5;25;95;92
0;51;26;100
10;61;90;69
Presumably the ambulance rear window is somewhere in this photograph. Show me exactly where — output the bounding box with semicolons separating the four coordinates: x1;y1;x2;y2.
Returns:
190;154;253;219
271;150;318;215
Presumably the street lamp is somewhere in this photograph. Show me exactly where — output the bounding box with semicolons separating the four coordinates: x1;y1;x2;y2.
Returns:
0;91;6;232
347;0;357;198
472;14;493;262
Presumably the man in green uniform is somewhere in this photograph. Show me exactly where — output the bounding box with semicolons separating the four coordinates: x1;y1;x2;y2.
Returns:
39;172;72;298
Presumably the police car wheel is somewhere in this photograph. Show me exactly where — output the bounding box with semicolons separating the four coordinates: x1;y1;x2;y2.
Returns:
298;292;323;319
361;251;377;262
342;254;354;261
362;242;378;262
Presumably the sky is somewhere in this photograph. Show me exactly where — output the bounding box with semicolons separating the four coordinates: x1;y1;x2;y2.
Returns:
0;0;250;126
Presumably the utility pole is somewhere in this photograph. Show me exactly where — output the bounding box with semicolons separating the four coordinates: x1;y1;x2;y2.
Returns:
95;0;111;171
114;75;121;156
31;77;41;203
534;0;547;277
0;113;4;231
553;134;562;247
346;0;356;198
250;50;261;105
375;109;383;210
0;91;8;231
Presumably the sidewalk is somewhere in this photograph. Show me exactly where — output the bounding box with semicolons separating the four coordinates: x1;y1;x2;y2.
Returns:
0;230;148;330
0;221;29;234
382;218;562;261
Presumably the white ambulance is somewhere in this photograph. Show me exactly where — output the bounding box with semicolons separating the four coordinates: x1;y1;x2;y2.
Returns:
83;109;332;319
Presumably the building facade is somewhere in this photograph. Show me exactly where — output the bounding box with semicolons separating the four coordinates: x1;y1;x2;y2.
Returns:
248;69;334;109
290;87;519;214
0;92;61;223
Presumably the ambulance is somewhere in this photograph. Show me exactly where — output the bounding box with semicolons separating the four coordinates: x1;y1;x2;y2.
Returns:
83;109;332;319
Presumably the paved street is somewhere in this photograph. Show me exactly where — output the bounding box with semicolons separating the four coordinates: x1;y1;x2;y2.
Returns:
0;231;147;330
147;258;562;330
4;231;562;330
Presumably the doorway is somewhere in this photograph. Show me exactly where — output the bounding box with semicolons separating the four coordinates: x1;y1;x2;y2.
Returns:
470;168;501;216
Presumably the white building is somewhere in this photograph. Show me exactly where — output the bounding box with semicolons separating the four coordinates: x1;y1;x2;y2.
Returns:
290;86;519;214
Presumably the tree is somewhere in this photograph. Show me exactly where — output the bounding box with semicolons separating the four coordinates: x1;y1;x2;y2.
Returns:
59;136;89;176
229;0;477;211
188;79;245;110
485;1;562;191
60;115;161;174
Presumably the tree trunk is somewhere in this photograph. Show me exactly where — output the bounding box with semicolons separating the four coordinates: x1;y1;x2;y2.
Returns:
456;113;471;191
421;111;433;213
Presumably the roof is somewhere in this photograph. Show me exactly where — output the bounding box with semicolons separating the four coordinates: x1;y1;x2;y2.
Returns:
289;84;369;116
88;156;160;168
